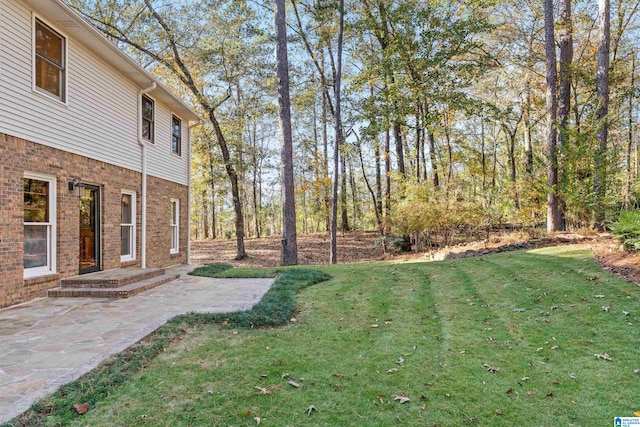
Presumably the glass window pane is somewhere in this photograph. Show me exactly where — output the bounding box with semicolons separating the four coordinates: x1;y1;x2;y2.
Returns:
142;120;151;140
142;97;153;120
24;224;48;268
24;179;49;222
121;194;132;224
171;202;177;224
121;225;131;256
35;57;62;97
36;22;63;66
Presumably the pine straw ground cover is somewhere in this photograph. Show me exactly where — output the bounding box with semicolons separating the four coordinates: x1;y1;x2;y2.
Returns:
7;246;640;426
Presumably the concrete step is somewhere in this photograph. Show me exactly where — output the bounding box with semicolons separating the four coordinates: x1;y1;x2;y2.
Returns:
60;268;165;288
48;273;179;298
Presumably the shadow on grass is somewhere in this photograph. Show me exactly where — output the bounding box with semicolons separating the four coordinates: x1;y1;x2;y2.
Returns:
5;266;330;427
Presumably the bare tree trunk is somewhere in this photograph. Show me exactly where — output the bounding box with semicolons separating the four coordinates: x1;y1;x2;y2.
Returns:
428;128;440;188
625;54;636;210
544;0;559;233
594;0;610;230
340;149;349;232
202;190;209;239
384;127;391;234
416;108;421;181
523;79;533;175
375;133;383;227
359;138;383;232
275;0;298;265
330;0;344;264
557;0;573;231
481;118;487;188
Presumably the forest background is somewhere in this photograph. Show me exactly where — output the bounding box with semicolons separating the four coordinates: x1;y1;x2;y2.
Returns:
68;0;640;262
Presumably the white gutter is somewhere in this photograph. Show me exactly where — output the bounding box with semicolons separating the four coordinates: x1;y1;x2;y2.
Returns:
138;82;156;268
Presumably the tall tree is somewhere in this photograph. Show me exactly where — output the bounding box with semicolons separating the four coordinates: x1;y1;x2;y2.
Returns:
594;0;611;230
557;0;573;230
330;0;345;264
275;0;298;265
544;0;559;232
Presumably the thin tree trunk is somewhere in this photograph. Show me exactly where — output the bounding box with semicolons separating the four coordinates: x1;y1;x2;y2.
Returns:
625;55;636;210
481;118;487;188
202;190;209;239
384;127;391;234
375;133;383;227
340;149;349;232
428;128;440;188
359;139;383;233
594;0;610;230
544;0;559;233
416;109;421;181
330;0;344;264
275;0;298;265
558;0;573;231
523;79;533;175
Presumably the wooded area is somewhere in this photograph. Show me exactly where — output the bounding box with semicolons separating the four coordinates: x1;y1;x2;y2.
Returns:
68;0;640;262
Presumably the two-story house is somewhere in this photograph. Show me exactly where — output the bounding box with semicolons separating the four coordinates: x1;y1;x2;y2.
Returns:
0;0;201;308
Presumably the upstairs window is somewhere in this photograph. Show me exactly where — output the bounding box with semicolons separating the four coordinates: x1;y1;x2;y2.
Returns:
34;19;66;102
171;115;182;156
142;95;154;143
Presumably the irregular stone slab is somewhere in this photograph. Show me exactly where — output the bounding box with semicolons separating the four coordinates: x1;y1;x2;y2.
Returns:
0;265;274;424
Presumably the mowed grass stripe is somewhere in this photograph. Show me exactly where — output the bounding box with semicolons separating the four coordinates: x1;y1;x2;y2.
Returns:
10;247;639;426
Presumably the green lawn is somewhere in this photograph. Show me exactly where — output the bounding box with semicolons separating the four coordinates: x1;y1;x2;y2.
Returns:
11;246;640;426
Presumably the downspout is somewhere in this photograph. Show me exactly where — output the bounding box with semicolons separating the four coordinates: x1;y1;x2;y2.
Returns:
137;82;156;268
187;119;204;265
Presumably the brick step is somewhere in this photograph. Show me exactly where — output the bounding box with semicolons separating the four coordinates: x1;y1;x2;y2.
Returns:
48;273;179;298
61;268;165;288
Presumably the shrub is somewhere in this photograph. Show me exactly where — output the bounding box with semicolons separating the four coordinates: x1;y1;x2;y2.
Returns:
609;210;640;250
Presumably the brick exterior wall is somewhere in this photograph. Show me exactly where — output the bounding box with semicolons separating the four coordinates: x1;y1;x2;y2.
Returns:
0;133;189;309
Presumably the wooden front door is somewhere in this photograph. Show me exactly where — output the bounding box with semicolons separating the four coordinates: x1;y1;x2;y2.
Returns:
79;184;101;274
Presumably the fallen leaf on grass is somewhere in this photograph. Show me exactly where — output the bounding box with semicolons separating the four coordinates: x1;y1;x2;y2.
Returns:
371;324;379;328
386;368;398;374
394;396;411;404
396;357;405;364
506;388;515;395
462;416;479;423
255;417;261;425
495;409;503;415
634;412;640;417
594;353;613;361
304;405;317;415
546;393;555;398
484;364;500;373
526;391;536;397
255;386;270;395
73;403;89;415
332;373;345;378
288;380;301;388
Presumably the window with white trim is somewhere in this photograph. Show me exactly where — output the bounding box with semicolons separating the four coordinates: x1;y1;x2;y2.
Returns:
120;191;136;261
170;199;179;254
24;173;56;277
142;95;154;143
34;18;66;102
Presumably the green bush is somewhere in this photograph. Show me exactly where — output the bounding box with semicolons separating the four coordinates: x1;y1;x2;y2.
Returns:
609;210;640;250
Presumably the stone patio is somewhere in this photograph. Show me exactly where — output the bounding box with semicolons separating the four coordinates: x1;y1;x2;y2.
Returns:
0;265;274;424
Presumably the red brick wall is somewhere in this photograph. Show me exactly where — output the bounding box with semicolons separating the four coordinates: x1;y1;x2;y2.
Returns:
0;133;189;308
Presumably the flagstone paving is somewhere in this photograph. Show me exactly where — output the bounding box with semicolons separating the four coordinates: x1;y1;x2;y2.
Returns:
0;265;274;424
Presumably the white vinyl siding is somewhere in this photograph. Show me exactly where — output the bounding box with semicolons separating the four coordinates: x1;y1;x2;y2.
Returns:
0;0;190;186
